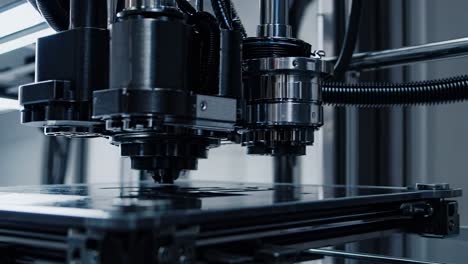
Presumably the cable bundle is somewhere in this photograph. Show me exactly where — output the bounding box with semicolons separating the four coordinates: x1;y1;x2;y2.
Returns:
323;75;468;107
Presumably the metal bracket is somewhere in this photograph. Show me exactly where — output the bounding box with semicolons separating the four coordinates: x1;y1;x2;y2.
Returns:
67;226;199;264
409;200;460;237
414;183;451;191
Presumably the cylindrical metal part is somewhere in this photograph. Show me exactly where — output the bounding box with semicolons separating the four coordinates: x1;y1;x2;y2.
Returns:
110;15;192;91
258;0;291;38
260;0;289;25
273;155;301;184
125;0;176;10
243;57;325;127
218;30;242;98
241;57;328;155
70;0;108;29
328;37;468;71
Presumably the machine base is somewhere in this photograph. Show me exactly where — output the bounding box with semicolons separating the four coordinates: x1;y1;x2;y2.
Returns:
0;181;460;263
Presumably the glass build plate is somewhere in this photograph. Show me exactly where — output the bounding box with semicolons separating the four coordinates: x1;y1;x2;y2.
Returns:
0;181;460;230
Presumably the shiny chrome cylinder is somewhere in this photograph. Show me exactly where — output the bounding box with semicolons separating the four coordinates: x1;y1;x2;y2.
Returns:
260;0;289;25
125;0;176;10
244;57;327;127
258;0;291;38
242;57;330;155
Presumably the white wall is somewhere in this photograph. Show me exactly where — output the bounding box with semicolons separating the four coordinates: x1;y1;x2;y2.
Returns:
86;137;126;183
0;111;43;186
402;0;468;225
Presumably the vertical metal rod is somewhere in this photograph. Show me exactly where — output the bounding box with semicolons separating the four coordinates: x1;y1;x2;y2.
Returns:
273;156;301;184
196;0;204;11
260;0;289;25
74;139;88;184
258;0;292;37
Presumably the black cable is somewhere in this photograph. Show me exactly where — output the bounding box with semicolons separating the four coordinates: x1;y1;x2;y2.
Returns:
333;0;363;76
323;0;468;107
58;0;70;19
35;0;70;32
322;75;468;107
210;0;245;36
189;12;221;92
210;0;234;30
221;0;232;23
322;1;468;107
176;0;197;16
229;0;247;38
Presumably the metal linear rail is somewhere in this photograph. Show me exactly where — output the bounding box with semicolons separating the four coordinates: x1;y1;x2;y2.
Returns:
308;248;443;264
325;37;468;71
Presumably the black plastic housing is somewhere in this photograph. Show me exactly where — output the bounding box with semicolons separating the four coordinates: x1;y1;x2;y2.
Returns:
19;27;109;135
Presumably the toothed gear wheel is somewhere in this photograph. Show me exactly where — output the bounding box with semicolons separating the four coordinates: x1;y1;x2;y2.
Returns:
241;128;315;155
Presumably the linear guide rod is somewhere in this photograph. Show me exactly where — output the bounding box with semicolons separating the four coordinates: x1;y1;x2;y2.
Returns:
325;37;468;71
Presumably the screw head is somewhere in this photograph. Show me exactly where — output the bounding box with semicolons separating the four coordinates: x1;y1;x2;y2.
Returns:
200;101;208;111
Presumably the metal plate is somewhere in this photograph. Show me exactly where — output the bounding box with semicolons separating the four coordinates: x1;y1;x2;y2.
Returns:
310;227;468;264
0;181;460;230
